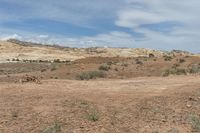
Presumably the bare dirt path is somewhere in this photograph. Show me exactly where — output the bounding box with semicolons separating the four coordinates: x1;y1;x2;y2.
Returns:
0;75;200;133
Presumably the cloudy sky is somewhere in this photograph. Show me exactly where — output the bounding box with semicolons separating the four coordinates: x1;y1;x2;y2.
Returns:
0;0;200;52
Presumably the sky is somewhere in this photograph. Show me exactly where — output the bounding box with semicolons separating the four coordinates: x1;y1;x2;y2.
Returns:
0;0;200;52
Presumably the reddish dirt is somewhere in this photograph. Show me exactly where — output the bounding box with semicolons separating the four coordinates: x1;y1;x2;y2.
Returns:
0;75;200;133
0;55;200;82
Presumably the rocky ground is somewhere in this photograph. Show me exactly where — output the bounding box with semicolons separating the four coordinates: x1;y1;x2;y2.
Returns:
0;76;200;133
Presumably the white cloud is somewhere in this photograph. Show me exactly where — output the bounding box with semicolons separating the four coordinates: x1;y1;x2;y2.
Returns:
0;33;22;40
79;31;135;47
116;0;200;28
0;0;200;52
114;0;200;52
38;35;49;38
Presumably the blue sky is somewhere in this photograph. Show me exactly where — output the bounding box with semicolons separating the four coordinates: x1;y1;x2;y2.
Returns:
0;0;200;52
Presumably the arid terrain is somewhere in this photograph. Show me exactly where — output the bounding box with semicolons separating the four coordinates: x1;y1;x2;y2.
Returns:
0;40;200;133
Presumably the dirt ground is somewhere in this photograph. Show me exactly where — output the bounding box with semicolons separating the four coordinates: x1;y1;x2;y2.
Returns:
0;55;200;82
0;75;200;133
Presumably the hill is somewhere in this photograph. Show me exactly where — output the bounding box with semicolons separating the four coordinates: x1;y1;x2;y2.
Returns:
0;39;194;63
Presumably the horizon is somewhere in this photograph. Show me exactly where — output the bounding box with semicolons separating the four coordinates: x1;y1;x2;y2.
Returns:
0;0;200;53
3;39;195;54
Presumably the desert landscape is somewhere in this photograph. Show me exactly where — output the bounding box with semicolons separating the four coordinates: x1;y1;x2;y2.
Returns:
0;40;200;133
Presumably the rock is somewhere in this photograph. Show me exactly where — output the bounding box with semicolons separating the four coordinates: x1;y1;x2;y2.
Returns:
19;74;41;84
186;102;192;108
162;119;167;122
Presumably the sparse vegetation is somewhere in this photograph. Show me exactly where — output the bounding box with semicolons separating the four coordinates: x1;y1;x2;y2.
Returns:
163;55;173;61
149;53;155;58
12;58;20;62
179;58;186;63
135;59;143;65
107;61;115;66
2;39;200;132
77;71;105;80
87;110;99;122
53;59;61;63
114;68;118;71
51;67;57;71
163;68;187;76
172;63;180;69
99;65;111;71
41;69;47;72
11;111;18;118
43;122;61;133
189;65;200;74
189;114;200;132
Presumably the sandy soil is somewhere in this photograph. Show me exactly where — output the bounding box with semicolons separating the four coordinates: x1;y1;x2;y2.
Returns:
0;75;200;133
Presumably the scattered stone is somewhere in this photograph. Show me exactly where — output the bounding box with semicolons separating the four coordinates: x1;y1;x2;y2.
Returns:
188;96;197;101
19;74;41;84
162;119;167;122
186;102;192;108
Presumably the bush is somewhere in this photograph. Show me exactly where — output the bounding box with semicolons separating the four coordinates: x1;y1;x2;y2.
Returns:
135;59;143;65
53;59;61;63
179;58;186;63
107;61;116;66
189;114;200;132
163;55;173;61
99;65;110;71
172;63;180;69
189;65;200;74
163;68;187;77
121;63;128;67
77;71;105;80
12;58;20;61
43;122;61;133
51;67;57;71
41;69;47;72
88;111;99;122
149;53;155;58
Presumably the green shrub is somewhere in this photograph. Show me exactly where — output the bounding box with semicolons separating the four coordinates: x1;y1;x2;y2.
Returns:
107;61;116;66
41;69;47;72
99;65;110;71
53;59;61;63
87;110;99;122
77;71;105;80
12;58;20;61
88;112;99;122
149;53;155;58
179;58;186;63
121;63;128;67
172;63;180;69
163;68;187;76
51;67;57;71
163;55;173;61
135;59;143;65
11;111;18;118
189;65;200;74
114;68;118;71
189;114;200;132
43;122;61;133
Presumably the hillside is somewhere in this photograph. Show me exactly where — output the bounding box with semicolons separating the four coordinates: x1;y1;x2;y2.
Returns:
0;39;194;63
